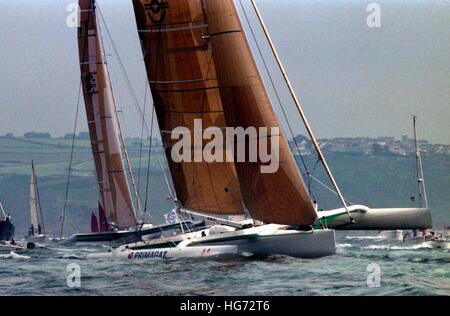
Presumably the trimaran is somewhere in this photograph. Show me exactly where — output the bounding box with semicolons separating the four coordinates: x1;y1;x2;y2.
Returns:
65;0;432;260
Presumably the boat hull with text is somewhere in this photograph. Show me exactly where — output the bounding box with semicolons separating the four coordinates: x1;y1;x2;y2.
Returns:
112;224;336;259
85;244;239;261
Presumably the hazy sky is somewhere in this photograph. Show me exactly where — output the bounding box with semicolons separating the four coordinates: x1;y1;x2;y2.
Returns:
0;0;449;144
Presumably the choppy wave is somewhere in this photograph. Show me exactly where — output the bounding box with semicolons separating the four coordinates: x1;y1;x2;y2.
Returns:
345;236;385;240
363;244;432;250
0;236;448;296
0;251;30;260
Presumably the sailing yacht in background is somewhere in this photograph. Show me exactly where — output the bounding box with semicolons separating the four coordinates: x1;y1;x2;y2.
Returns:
26;161;46;242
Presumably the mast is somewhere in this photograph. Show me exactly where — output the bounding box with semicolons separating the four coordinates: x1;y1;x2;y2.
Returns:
413;115;428;209
249;0;353;220
78;0;137;228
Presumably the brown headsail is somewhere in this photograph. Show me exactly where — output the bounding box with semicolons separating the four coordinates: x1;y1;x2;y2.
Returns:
132;0;244;215
78;0;137;228
133;0;317;225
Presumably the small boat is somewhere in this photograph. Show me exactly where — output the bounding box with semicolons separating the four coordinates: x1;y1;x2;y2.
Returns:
26;161;48;242
0;240;35;254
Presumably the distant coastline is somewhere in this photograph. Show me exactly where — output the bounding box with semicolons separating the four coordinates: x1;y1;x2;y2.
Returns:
2;132;449;157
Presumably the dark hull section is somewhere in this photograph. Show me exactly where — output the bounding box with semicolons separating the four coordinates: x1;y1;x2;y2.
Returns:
62;221;205;246
0;221;14;241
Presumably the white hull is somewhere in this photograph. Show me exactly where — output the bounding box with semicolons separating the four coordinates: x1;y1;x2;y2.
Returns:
86;245;238;260
319;206;432;230
378;230;404;241
193;225;336;258
85;225;336;260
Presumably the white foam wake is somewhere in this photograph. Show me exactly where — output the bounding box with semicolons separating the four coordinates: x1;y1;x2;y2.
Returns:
0;251;30;259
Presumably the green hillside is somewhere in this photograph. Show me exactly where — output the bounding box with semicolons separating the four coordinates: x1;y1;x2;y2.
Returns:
0;136;448;237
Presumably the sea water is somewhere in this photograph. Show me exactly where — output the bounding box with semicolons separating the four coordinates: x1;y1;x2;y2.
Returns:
0;232;448;296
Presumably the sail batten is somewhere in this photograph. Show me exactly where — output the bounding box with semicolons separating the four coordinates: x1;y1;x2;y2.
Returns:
78;0;137;228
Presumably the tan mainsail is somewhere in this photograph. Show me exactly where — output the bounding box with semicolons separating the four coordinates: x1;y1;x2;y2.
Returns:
133;0;244;215
132;0;317;225
205;0;316;225
78;0;137;228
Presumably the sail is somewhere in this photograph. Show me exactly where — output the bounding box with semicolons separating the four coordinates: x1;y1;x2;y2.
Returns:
78;0;137;228
203;0;317;225
132;0;244;215
91;212;99;233
30;163;40;230
133;0;317;225
98;202;110;232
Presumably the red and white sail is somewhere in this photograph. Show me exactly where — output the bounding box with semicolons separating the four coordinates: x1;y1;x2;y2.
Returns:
78;0;137;228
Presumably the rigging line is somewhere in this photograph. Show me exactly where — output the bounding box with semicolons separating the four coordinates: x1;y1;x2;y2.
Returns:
237;0;310;181
157;153;176;204
60;80;82;239
97;4;175;212
413;115;428;209
96;5;150;136
137;81;149;194
308;173;355;206
60;0;96;239
143;106;156;213
249;0;353;220
143;17;163;216
0;196;6;219
96;5;144;220
306;159;320;203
